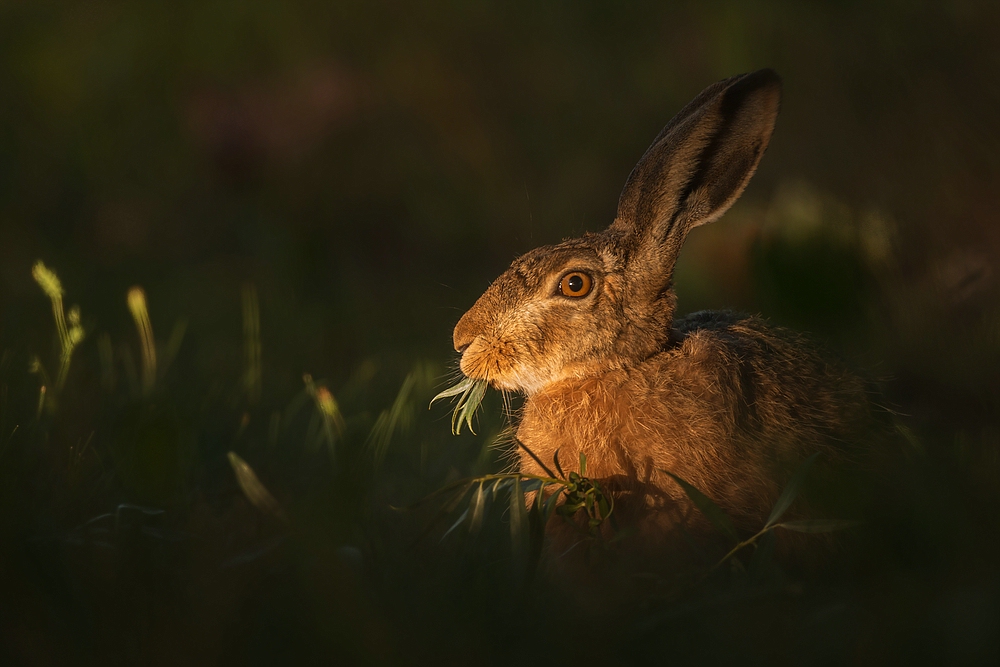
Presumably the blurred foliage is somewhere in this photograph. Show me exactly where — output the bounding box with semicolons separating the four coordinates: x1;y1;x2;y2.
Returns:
1;0;999;664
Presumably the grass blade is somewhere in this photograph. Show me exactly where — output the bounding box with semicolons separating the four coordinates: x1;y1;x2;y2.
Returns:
455;378;487;435
392;479;474;512
748;529;777;580
430;377;489;435
429;377;477;405
774;519;859;533
469;482;486;534
440;508;470;542
542;486;562;521
509;477;527;555
553;448;565;479
514;437;558;480
662;470;739;544
227;452;288;524
127;287;156;396
368;372;417;467
765;452;821;529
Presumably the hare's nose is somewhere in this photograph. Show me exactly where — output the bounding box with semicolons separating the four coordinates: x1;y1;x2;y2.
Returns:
453;311;477;353
453;329;473;354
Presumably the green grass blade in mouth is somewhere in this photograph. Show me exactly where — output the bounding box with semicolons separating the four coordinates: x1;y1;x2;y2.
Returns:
429;377;477;405
429;377;488;435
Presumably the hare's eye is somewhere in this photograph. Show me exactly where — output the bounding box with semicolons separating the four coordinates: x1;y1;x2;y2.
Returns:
559;271;593;298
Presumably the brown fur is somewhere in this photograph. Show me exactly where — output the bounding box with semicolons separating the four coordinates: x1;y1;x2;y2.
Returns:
451;70;889;566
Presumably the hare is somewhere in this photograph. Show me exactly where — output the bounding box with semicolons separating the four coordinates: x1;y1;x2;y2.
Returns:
452;70;889;557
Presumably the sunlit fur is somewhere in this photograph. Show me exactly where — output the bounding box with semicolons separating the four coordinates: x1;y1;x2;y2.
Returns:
452;69;892;563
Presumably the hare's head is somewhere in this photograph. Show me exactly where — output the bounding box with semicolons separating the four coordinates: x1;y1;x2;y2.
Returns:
454;69;781;395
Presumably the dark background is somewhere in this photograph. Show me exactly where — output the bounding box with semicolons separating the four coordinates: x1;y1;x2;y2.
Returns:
1;1;999;665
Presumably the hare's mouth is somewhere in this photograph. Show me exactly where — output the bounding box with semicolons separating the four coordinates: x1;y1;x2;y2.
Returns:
459;336;536;393
460;340;571;397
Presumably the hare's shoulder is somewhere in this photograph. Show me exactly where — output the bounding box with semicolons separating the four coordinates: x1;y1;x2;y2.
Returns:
674;310;793;343
667;310;819;371
666;310;878;444
664;310;866;415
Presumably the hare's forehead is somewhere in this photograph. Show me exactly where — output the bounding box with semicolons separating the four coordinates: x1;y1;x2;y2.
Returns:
508;243;605;279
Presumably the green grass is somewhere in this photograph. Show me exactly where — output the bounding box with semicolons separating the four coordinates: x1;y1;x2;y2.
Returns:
1;263;998;666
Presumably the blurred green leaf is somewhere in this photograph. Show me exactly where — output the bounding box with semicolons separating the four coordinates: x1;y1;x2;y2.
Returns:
227;451;287;524
542;488;562;521
440;507;470;542
368;371;418;468
469;482;486;535
391;479;472;512
488;477;509;499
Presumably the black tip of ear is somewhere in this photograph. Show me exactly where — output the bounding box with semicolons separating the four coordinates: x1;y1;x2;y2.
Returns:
724;68;782;107
739;68;782;90
748;68;782;86
715;69;782;135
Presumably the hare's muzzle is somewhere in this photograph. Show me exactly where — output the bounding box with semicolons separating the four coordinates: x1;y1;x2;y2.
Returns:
453;314;497;383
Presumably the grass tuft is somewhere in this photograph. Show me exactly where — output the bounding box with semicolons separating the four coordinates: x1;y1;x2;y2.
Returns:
32;260;85;397
126;287;157;396
429;376;488;435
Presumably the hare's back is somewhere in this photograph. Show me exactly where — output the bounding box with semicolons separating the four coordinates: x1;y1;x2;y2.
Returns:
669;310;878;455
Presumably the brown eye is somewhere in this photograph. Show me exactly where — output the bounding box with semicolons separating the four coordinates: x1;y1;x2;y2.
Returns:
559;271;593;298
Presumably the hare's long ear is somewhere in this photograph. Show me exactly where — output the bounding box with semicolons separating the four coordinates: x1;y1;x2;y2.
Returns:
608;69;781;294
